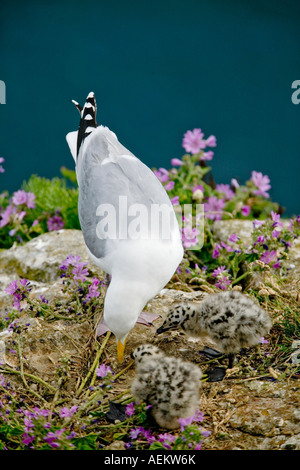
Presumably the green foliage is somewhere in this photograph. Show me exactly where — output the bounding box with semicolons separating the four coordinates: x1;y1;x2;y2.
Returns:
22;174;80;229
0;170;80;249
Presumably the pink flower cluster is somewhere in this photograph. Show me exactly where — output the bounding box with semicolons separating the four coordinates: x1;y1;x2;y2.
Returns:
5;278;31;310
47;214;64;231
0;190;36;229
212;266;231;290
204;196;225;221
60;254;89;283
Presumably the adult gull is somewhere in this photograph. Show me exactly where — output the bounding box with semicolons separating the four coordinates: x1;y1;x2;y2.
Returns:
66;92;183;362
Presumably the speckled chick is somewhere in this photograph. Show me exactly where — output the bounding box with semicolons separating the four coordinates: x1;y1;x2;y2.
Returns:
130;344;202;429
157;291;272;367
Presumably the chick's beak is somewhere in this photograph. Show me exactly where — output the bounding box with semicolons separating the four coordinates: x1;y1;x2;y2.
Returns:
117;338;127;363
156;325;166;334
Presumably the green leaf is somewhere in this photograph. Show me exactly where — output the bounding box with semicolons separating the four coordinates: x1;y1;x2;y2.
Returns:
72;433;99;450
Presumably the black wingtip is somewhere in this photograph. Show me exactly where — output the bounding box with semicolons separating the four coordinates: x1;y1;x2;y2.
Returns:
74;92;98;156
71;99;83;114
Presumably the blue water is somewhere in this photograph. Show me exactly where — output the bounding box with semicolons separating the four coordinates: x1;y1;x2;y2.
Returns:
0;0;299;215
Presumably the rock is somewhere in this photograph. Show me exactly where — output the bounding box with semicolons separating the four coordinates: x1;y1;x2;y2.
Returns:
213;219;254;245
105;440;127;450
1;315;93;390
0;229;103;283
281;434;300;450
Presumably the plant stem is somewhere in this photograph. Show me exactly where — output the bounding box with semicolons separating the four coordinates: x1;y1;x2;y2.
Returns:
113;361;135;380
76;331;111;397
16;338;28;389
0;366;56;392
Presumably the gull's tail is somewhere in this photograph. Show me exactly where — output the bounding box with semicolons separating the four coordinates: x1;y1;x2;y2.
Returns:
75;91;98;156
66;92;98;161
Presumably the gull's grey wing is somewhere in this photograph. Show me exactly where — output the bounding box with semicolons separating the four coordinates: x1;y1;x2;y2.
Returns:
78;153;175;259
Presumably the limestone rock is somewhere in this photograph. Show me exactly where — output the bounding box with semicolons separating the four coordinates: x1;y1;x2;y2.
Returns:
0;229;103;283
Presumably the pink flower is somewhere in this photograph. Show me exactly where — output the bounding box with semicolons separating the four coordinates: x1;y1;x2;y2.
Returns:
231;178;239;189
182;128;206;154
251;171;271;198
212;243;221;259
212;266;231;290
192;184;204;194
178;415;195;430
253;219;265;229
0;205;12;227
201;150;214;161
220;241;233;252
72;262;89;282
272;229;281;239
212;266;227;277
272;260;281;269
171;158;183;166
216;184;234;201
204;135;217;147
96;363;112;378
153;168;169;183
158;433;176;444
26;193;36;209
178;410;203;431
228;233;238;243
47;214;64;231
130;427;143;440
259;337;269;344
241;205;251;217
260;250;277;264
12;190;36;209
0;157;5;173
60;254;81;270
16;211;26;222
5;280;18;295
12;190;27;206
171;195;179;206
215;276;231;290
22;433;35;446
60;406;78;418
271;211;283;228
86;278;101;300
164;180;175;191
125;402;135;417
204;196;225;221
182;225;200;249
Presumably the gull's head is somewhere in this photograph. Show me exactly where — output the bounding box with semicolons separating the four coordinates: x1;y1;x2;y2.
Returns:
103;280;151;363
104;310;137;363
131;343;163;365
156;304;187;334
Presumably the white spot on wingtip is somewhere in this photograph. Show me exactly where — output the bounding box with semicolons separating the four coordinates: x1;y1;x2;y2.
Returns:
85;126;96;134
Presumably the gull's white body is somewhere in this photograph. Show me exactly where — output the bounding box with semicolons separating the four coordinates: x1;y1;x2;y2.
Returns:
66;93;183;352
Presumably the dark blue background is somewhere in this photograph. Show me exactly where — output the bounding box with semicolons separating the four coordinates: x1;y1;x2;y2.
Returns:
1;0;299;215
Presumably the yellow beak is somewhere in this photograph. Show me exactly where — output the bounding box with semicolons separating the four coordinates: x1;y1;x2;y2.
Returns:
117;338;127;363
